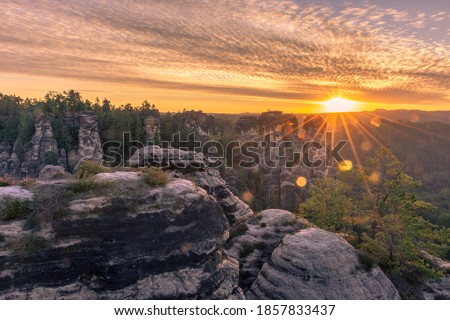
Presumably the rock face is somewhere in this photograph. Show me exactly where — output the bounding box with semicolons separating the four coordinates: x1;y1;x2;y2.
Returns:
246;228;400;300
76;113;103;165
20;116;59;177
173;110;215;136
141;109;161;142
226;209;310;291
235;116;259;135
128;146;212;171
0;178;241;299
185;170;253;225
0;144;21;177
0;112;102;178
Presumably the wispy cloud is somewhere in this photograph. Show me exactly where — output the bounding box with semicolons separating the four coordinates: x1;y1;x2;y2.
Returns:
0;0;448;108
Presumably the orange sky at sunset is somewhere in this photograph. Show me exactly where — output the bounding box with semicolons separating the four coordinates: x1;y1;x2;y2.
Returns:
0;0;449;113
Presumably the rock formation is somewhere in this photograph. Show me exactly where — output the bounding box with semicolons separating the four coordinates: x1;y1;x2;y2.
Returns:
226;209;310;291
173;111;215;136
20;116;59;177
235;116;258;135
141;109;161;142
0;112;103;178
128;146;212;171
246;228;400;300
0;176;242;299
185;170;253;225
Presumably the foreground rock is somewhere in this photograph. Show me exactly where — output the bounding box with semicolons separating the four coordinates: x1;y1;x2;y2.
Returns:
226;209;309;291
0;186;33;201
185;170;253;225
38;165;67;181
0;179;241;299
247;228;400;300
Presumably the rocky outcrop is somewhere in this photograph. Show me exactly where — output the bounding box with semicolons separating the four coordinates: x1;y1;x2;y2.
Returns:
141;109;161;142
20;116;59;177
38;165;67;181
185;170;253;225
0;112;102;178
235;116;258;135
76;113;103;165
0;178;241;299
0;144;21;177
258;111;299;135
226;209;310;291
173;111;215;136
246;228;400;300
128;146;212;171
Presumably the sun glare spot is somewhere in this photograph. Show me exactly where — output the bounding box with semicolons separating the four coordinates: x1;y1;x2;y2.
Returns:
368;172;380;184
370;118;381;127
322;98;359;113
338;160;353;171
241;191;254;203
296;176;308;188
361;141;372;152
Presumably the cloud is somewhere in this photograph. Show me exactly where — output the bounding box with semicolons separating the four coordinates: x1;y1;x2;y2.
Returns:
0;0;448;107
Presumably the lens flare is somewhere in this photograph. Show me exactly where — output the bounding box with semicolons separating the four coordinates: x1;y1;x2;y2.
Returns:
241;191;254;202
296;176;308;187
338;160;353;171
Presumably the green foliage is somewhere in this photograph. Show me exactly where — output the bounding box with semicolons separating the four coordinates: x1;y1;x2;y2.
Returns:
0;198;29;221
44;151;59;165
299;178;353;232
51;118;79;152
70;178;107;194
299;146;450;280
10;234;50;255
141;167;168;187
77;161;109;179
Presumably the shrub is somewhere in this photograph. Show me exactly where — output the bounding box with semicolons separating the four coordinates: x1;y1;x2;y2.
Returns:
0;198;29;221
44;151;59;165
70;178;102;194
77;161;109;179
141;167;168;187
0;175;18;186
32;184;70;224
20;178;36;187
10;234;49;255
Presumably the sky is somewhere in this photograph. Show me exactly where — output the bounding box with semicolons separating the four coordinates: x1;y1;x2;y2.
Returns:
0;0;449;113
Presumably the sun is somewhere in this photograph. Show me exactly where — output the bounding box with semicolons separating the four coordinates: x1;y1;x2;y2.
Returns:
322;97;359;113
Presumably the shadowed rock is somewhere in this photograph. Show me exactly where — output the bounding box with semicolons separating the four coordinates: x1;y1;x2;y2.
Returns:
0;179;241;299
246;228;400;300
226;209;309;291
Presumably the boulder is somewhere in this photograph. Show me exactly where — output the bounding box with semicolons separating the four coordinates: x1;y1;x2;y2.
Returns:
38;165;67;181
246;228;400;300
226;209;309;291
0;186;33;201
